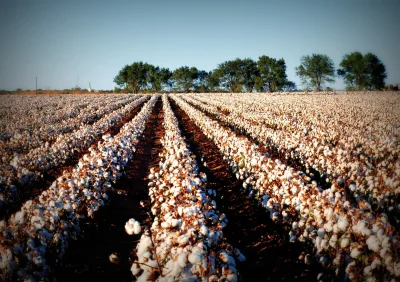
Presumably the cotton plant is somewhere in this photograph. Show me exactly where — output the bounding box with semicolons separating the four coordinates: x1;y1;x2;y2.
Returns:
0;95;150;210
1;94;136;162
184;93;400;213
0;95;158;281
129;95;245;281
172;94;400;281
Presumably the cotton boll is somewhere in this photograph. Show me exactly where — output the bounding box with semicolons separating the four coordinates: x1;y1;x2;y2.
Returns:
177;252;188;268
193;178;201;185
316;236;322;250
170;218;180;228
381;236;391;249
200;225;208;236
321;238;329;250
366;235;381;252
384;255;393;266
371;258;381;270
337;217;349;231
131;262;141;275
364;265;372;276
136;271;152;282
332;254;342;266
332;224;340;234
350;247;362;259
133;221;141;234
178;206;183;216
178;235;189;246
227;272;238;282
219;251;230;263
380;247;390;258
324;221;333;233
349;184;356;192
109;253;120;264
188;253;203;264
340;237;350;248
317;228;325;238
125;218;141;235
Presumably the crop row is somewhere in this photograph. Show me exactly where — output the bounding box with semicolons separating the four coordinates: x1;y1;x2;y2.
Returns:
0;95;158;281
185;93;400;214
0;94;125;140
171;94;400;281
0;95;150;213
0;95;136;160
129;94;244;281
197;92;398;168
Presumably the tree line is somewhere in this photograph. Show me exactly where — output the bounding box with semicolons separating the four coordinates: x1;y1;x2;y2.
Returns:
114;52;387;93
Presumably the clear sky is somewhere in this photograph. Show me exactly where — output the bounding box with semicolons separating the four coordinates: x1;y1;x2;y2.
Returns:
0;0;399;91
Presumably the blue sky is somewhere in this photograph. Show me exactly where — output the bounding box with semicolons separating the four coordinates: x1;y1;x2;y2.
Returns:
0;0;399;91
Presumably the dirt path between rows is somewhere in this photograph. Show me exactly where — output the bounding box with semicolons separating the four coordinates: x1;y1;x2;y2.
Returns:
1;99;148;220
170;97;321;281
55;98;165;282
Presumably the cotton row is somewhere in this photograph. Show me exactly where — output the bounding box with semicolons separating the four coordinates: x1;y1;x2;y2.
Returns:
189;93;400;215
0;95;150;212
130;94;244;282
0;95;158;281
0;94;137;162
0;94;122;141
171;94;400;281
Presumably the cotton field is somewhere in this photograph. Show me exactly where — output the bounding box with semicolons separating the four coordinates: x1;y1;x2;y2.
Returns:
0;92;399;282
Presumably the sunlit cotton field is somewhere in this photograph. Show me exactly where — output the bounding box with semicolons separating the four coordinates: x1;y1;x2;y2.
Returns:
0;92;399;282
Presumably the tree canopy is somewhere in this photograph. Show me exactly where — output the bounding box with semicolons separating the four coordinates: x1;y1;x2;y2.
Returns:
172;66;199;92
337;52;386;90
256;56;289;92
113;52;389;93
213;58;259;92
113;62;171;93
295;54;335;91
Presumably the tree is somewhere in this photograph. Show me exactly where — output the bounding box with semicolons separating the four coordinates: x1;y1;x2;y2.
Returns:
337;52;386;90
157;67;173;92
295;54;335;91
113;62;148;93
172;66;199;92
214;58;258;92
214;59;242;92
283;81;297;91
256;56;288;92
240;59;258;92
146;65;172;92
206;71;221;92
195;70;210;92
